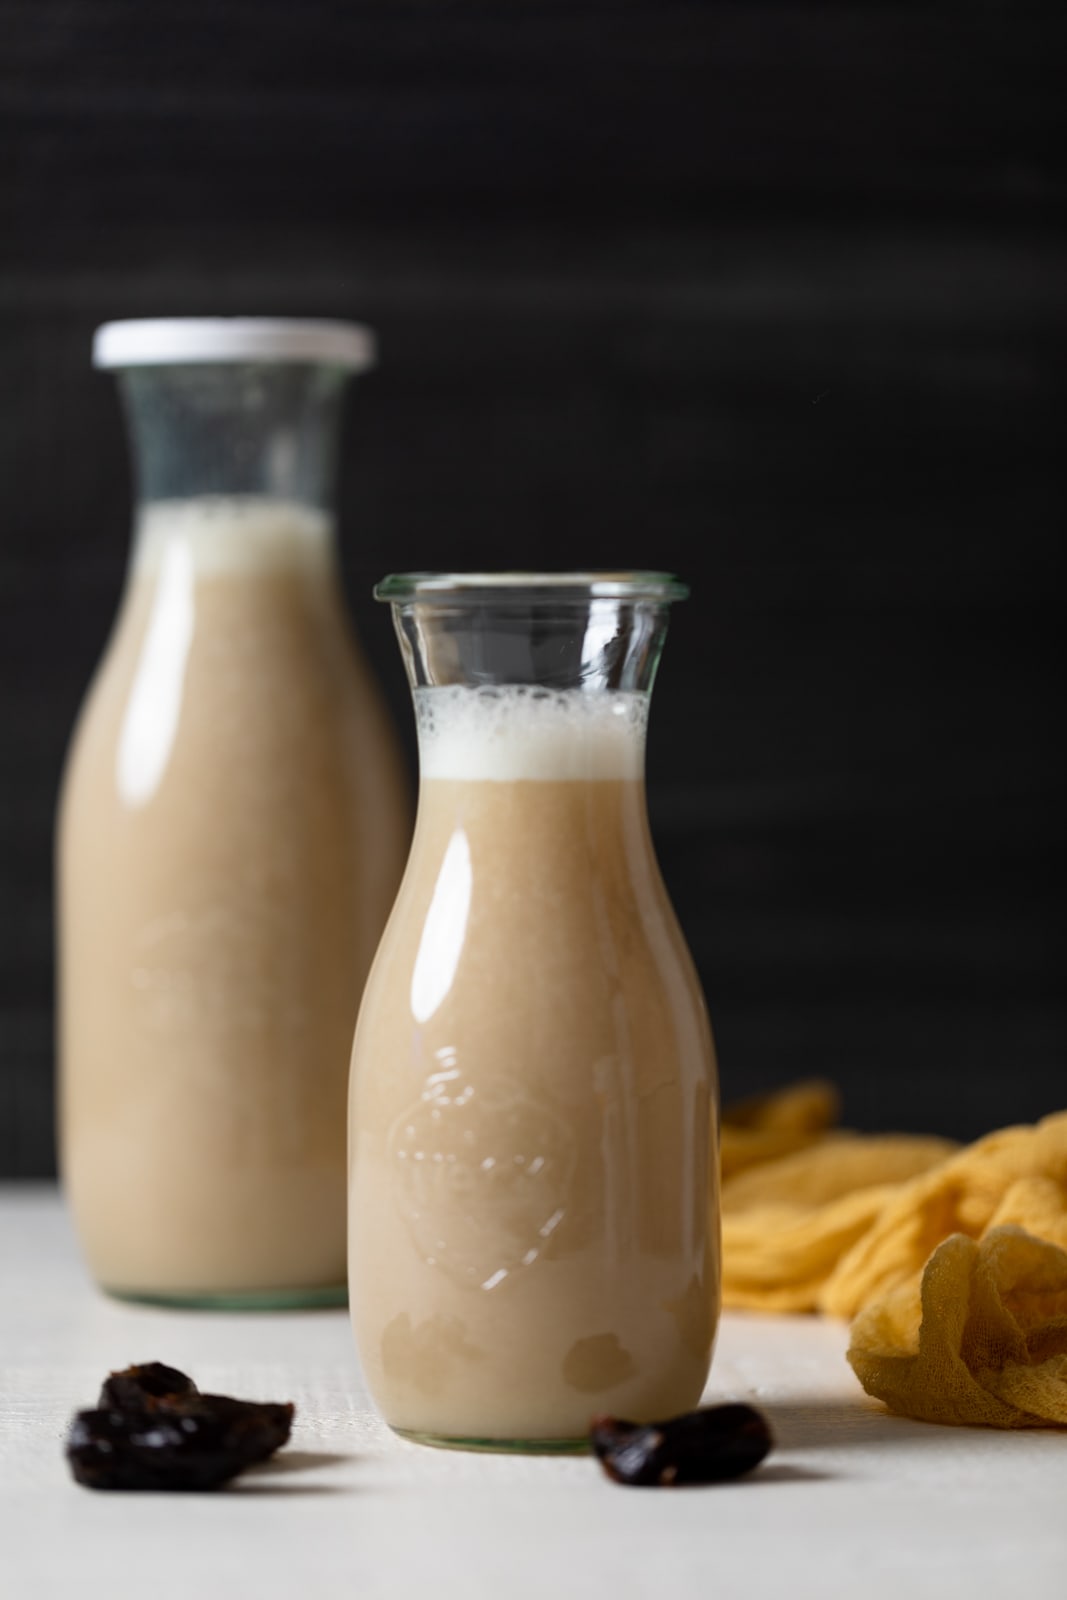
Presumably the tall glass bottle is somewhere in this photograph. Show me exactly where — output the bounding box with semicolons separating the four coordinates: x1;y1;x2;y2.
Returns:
58;319;409;1307
349;574;719;1448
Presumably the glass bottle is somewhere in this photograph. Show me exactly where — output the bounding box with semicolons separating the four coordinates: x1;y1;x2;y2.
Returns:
58;319;409;1307
348;574;720;1448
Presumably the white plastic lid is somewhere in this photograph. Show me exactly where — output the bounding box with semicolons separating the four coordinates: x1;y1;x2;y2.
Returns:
92;318;376;371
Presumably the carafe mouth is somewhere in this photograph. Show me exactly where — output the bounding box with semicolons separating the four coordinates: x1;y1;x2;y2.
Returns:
378;572;687;695
374;572;689;605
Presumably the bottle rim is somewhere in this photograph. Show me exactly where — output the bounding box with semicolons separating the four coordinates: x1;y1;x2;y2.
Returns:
375;571;689;604
92;318;376;372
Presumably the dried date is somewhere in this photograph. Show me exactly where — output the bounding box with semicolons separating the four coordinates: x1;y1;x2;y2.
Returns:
66;1362;294;1491
97;1361;198;1412
590;1403;773;1487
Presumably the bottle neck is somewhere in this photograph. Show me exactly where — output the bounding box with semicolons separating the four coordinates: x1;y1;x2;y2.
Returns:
391;594;673;696
118;362;347;507
116;361;348;584
387;591;673;787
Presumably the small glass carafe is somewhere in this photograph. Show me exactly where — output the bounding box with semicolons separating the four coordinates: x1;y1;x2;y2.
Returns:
348;573;720;1448
58;319;409;1307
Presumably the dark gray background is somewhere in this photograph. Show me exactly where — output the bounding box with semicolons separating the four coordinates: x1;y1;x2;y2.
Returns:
1;1;1064;1174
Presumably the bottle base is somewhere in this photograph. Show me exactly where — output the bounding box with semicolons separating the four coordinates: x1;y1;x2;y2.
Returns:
392;1425;588;1456
103;1282;348;1312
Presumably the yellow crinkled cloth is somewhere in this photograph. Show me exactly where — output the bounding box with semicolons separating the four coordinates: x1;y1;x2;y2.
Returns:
720;1085;1067;1427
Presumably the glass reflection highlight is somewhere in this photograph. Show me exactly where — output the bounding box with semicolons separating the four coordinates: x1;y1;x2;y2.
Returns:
116;539;195;806
410;827;472;1023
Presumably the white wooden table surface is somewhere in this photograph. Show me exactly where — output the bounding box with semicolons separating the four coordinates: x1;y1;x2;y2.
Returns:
2;1183;1063;1599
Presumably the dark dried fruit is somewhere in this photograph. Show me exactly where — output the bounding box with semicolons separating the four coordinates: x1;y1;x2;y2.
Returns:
590;1402;773;1487
66;1363;294;1491
98;1361;198;1412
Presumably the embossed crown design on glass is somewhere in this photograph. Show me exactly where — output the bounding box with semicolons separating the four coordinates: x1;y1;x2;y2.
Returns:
348;574;721;1451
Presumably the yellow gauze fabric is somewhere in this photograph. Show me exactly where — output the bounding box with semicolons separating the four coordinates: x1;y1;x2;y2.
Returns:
719;1089;1067;1427
848;1227;1067;1427
720;1078;840;1179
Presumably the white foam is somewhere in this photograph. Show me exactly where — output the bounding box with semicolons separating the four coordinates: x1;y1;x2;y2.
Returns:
414;686;648;781
131;497;333;579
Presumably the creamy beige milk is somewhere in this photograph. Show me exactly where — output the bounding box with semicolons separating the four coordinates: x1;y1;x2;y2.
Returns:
59;498;409;1299
349;687;719;1441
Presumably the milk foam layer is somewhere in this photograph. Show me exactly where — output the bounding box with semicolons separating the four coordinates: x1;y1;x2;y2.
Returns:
414;685;648;781
133;496;332;578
